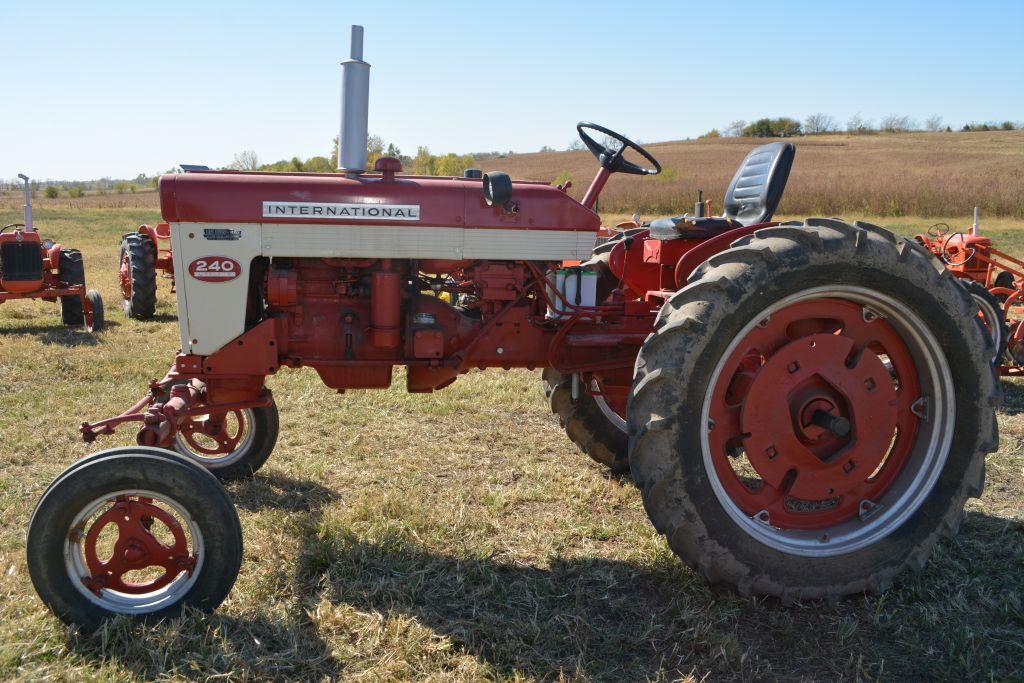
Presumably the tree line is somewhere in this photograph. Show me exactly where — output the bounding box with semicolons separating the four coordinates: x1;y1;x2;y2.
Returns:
700;114;1023;139
229;135;475;177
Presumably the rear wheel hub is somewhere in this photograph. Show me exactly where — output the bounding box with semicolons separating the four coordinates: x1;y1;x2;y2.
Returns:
706;295;937;537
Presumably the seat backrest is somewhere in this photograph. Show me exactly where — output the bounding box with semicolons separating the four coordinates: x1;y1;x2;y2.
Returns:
723;141;795;226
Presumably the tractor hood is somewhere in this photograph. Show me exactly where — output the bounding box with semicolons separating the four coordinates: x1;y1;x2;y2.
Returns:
159;170;600;234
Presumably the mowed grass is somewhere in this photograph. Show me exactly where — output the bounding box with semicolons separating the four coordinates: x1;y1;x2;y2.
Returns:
0;208;1021;681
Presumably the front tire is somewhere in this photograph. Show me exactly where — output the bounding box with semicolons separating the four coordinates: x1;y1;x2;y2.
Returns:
27;450;242;629
173;400;280;481
85;290;104;332
629;219;999;601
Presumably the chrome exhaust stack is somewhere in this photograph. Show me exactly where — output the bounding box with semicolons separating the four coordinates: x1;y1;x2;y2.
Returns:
17;173;34;231
337;25;370;175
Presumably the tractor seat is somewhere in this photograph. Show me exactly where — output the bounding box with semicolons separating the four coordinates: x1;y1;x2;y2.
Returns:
647;141;796;241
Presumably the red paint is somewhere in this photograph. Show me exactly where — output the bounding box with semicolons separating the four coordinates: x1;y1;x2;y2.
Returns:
159;171;600;233
706;298;919;530
81;495;195;595
188;256;242;282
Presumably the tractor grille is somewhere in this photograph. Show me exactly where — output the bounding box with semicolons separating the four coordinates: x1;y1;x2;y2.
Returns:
0;242;43;281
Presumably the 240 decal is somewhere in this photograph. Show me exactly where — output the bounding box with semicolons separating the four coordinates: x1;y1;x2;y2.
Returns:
188;256;241;282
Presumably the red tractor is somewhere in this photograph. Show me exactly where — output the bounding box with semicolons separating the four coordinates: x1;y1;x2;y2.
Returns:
28;28;998;628
914;211;1024;372
1;174;104;331
118;222;174;318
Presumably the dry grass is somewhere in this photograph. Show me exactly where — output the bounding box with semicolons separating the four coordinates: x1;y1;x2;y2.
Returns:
0;208;1021;681
477;130;1024;219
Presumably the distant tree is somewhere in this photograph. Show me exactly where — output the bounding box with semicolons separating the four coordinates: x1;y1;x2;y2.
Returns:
699;128;721;139
846;113;875;134
925;115;944;132
229;150;260;170
724;120;747;137
44;185;59;198
567;139;585;151
804;113;838;135
880;115;917;133
411;146;436;175
1000;121;1017;131
115;181;129;194
68;187;85;198
743;117;802;137
539;145;555;153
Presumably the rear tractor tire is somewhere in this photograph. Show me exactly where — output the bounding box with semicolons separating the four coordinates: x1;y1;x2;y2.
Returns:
27;449;242;629
543;369;629;474
629;218;999;601
58;249;86;326
172;398;280;481
119;233;158;319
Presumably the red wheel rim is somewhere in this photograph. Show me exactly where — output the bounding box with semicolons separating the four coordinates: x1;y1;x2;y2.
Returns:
118;251;132;301
707;298;924;531
174;409;254;466
79;495;197;595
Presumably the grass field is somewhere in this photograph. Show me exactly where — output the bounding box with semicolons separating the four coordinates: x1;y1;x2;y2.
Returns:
474;130;1024;219
0;207;1021;681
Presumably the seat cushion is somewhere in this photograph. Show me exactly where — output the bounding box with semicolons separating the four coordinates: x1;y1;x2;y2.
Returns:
648;216;741;240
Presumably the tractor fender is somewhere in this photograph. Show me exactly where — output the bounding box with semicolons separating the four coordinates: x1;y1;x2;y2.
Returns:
45;243;62;271
672;222;771;288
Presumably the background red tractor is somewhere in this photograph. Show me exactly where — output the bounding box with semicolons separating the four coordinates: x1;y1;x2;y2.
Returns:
914;211;1024;372
1;174;104;331
118;222;174;318
28;27;999;629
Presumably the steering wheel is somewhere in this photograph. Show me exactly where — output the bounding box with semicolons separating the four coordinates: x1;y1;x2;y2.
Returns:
576;122;661;176
941;231;976;267
0;224;24;234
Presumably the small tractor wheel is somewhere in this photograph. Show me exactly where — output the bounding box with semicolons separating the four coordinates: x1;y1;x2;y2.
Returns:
543;368;629;474
173;399;280;481
629;218;999;601
119;233;158;319
26;449;242;629
58;249;86;326
85;290;104;332
994;270;1015;294
959;279;1007;363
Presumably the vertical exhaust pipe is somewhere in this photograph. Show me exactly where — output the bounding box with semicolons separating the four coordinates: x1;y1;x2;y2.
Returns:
17;173;33;231
338;25;370;175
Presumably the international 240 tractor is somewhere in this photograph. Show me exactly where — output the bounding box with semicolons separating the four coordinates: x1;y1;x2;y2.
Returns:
27;27;998;628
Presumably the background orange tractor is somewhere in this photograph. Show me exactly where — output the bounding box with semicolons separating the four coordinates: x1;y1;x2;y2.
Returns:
915;210;1024;372
1;174;103;331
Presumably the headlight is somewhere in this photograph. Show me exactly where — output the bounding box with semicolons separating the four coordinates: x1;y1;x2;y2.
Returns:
42;239;54;249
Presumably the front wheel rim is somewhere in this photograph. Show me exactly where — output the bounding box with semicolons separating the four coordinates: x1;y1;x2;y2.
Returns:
174;408;256;467
64;489;204;614
700;285;955;557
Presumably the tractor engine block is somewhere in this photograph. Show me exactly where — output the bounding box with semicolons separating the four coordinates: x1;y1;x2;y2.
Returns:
261;258;531;392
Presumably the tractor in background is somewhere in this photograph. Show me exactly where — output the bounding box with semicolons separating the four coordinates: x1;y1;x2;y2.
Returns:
119;222;174;318
27;27;998;629
915;211;1024;373
1;174;103;331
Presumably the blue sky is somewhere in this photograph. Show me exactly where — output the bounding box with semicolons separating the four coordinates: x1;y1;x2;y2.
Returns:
2;0;1022;180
